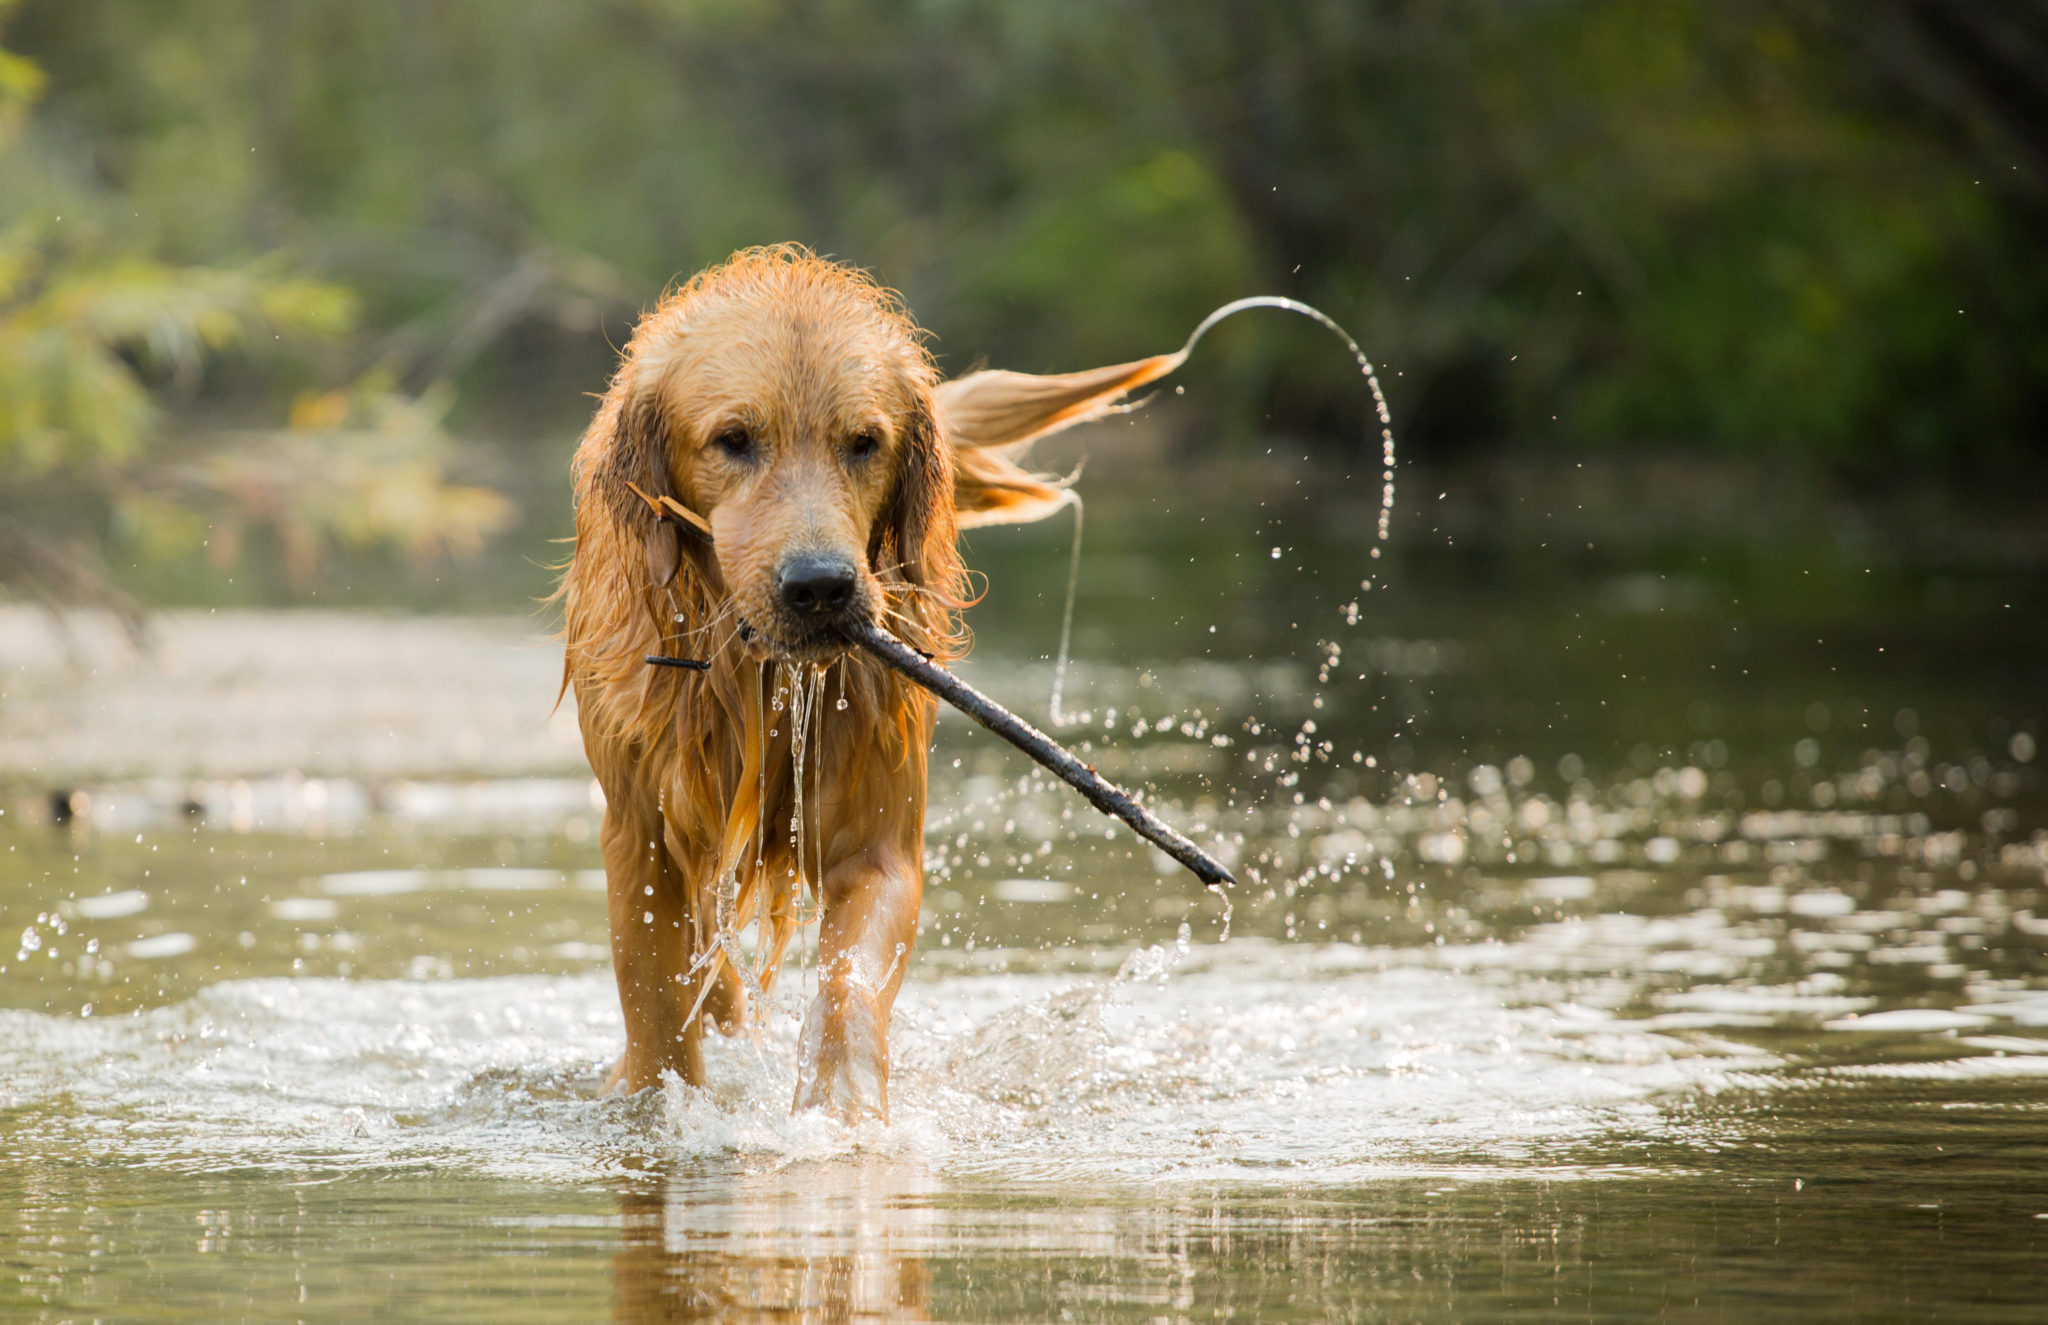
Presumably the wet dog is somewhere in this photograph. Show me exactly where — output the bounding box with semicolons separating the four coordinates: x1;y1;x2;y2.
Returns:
561;246;1177;1118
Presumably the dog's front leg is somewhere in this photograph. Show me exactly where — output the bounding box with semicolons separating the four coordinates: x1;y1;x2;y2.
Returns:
793;848;921;1123
600;801;705;1094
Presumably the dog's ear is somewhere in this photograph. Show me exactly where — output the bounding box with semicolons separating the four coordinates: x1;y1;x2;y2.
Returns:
948;445;1072;529
936;354;1180;453
936;353;1178;528
881;395;957;587
596;389;682;587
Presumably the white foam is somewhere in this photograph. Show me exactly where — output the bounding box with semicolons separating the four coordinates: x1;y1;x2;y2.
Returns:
315;868;571;896
991;879;1072;903
321;870;428;896
124;933;196;959
1959;1035;2048;1055
450;868;567;891
1823;1008;1993;1033
0;940;1775;1184
270;898;341;922
73;890;150;920
1828;1055;2048;1081
1788;890;1859;917
1961;996;2048;1027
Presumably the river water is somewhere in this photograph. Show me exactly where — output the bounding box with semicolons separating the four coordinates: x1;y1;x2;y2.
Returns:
2;465;2043;1320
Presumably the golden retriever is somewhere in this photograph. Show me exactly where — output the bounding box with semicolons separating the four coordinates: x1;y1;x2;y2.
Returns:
561;245;1179;1119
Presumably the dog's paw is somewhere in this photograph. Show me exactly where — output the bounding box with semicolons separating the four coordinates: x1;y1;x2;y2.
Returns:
791;984;889;1123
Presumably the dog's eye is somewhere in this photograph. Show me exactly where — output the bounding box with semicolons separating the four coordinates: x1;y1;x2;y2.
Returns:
712;427;754;460
846;431;880;461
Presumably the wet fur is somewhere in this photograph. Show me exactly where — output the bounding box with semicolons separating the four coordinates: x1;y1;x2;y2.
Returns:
560;245;1180;1118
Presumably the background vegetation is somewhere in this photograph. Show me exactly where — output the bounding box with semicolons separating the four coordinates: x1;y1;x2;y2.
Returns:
2;0;2043;609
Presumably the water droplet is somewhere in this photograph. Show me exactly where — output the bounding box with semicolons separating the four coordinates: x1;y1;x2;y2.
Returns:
835;697;848;711
1270;547;1282;559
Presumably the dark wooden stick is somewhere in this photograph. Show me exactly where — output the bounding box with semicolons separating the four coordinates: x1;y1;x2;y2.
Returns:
845;619;1235;888
645;655;711;670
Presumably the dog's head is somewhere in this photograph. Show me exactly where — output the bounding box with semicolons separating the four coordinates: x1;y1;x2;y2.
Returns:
584;246;1193;665
595;248;955;662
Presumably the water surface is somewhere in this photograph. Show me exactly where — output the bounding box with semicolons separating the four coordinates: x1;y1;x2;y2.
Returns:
3;467;2044;1320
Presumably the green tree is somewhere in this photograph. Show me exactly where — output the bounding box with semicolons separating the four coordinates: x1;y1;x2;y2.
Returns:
0;3;510;620
7;0;2043;615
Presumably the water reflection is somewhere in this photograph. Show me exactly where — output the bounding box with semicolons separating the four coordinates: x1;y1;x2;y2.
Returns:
612;1163;936;1323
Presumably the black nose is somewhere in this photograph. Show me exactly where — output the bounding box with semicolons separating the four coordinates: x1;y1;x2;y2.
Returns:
778;555;858;619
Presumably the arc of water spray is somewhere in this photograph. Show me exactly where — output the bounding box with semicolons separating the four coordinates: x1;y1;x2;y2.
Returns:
1048;295;1397;727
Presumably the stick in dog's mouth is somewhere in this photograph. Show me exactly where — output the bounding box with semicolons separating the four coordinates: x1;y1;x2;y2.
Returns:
840;619;1235;889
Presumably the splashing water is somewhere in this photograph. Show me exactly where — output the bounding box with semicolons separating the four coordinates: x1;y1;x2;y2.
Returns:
0;936;1788;1185
1048;295;1397;725
1180;298;1399;548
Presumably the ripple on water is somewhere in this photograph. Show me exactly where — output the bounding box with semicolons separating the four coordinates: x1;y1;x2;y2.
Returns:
0;936;1789;1186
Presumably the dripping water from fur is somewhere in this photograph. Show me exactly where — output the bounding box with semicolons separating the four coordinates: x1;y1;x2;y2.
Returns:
781;661;826;999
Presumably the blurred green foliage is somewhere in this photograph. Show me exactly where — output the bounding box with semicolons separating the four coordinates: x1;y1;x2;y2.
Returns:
0;0;512;613
1;0;2043;606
